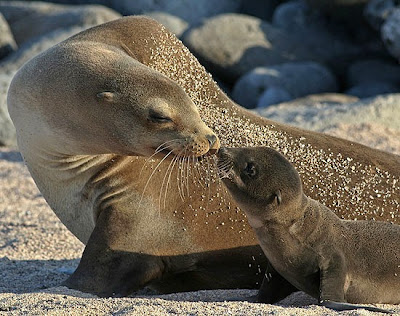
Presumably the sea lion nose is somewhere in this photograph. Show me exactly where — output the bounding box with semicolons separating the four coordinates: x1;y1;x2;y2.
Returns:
206;134;217;148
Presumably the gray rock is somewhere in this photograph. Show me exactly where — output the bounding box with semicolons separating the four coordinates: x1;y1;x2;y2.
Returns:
183;14;319;83
232;62;338;109
347;59;400;86
112;0;241;24
0;12;17;60
257;87;292;108
145;11;188;38
346;81;400;98
272;1;362;71
0;1;121;45
239;0;281;21
304;0;369;18
0;73;16;146
382;8;400;60
273;1;320;30
364;0;397;31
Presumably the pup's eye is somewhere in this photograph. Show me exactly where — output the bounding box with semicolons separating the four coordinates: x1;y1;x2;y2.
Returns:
149;110;172;123
244;162;257;178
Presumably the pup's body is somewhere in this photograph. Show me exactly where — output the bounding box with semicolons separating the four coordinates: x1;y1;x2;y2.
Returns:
218;147;400;312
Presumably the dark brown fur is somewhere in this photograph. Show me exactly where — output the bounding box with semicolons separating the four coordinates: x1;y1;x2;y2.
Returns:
218;147;399;312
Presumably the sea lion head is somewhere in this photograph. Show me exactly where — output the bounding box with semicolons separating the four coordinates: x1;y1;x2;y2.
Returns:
217;147;304;224
9;41;220;158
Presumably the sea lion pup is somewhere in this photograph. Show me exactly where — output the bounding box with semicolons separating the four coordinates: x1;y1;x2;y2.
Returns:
217;147;399;313
7;16;400;297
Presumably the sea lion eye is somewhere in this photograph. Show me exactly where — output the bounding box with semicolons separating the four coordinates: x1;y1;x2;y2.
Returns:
149;110;172;123
243;162;257;178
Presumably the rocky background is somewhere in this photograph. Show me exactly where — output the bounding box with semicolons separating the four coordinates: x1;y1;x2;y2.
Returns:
1;0;400;147
1;1;400;315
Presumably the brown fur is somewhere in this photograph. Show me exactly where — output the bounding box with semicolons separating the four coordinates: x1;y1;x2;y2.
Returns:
218;147;400;311
7;16;400;297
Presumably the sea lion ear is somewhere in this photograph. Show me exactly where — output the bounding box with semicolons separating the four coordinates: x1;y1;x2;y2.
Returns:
96;91;115;102
275;190;282;205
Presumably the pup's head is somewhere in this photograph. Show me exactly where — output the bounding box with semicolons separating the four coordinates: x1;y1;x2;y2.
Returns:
217;147;304;224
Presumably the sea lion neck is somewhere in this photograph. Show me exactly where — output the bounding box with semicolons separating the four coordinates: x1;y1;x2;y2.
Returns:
287;197;323;242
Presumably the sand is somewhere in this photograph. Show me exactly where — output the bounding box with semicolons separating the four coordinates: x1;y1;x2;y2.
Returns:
1;120;400;315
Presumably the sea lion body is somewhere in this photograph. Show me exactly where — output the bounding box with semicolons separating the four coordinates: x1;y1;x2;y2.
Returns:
218;147;400;310
7;16;400;297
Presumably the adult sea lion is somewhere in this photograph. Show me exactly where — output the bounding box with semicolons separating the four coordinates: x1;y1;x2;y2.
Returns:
217;147;399;313
7;16;400;297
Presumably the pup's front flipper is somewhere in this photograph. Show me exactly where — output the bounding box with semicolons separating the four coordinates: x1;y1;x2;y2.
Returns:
321;300;392;314
257;262;298;303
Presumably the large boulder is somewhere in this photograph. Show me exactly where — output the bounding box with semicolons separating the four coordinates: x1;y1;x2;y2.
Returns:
0;1;121;45
382;8;400;60
304;0;369;18
346;58;400;86
183;14;319;83
232;62;338;109
364;0;397;31
346;81;400;98
239;0;281;21
111;0;241;24
272;1;361;67
0;12;17;60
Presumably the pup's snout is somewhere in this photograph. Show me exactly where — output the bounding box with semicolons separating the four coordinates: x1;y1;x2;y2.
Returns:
217;147;234;162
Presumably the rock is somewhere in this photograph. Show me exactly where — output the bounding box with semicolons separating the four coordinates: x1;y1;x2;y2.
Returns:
232;62;338;109
304;0;377;47
111;0;241;25
183;14;319;83
0;12;17;60
0;1;121;45
256;87;292;108
382;8;400;60
256;93;400;134
239;0;281;21
346;81;400;98
304;0;369;19
0;73;15;146
272;1;365;74
273;1;321;30
145;12;188;38
364;0;397;31
346;59;400;86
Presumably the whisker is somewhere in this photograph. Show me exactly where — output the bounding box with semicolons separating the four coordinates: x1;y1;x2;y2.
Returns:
159;153;177;215
186;155;191;198
139;150;174;207
163;154;179;209
176;148;186;202
139;140;179;176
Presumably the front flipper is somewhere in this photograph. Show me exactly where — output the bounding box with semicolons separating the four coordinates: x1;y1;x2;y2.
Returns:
257;262;298;303
319;253;392;314
64;207;165;297
321;300;392;314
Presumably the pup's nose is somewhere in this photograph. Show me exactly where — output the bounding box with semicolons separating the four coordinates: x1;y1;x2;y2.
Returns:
206;134;217;148
217;147;228;159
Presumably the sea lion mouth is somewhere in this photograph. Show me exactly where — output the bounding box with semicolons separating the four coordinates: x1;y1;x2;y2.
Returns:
216;148;234;179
